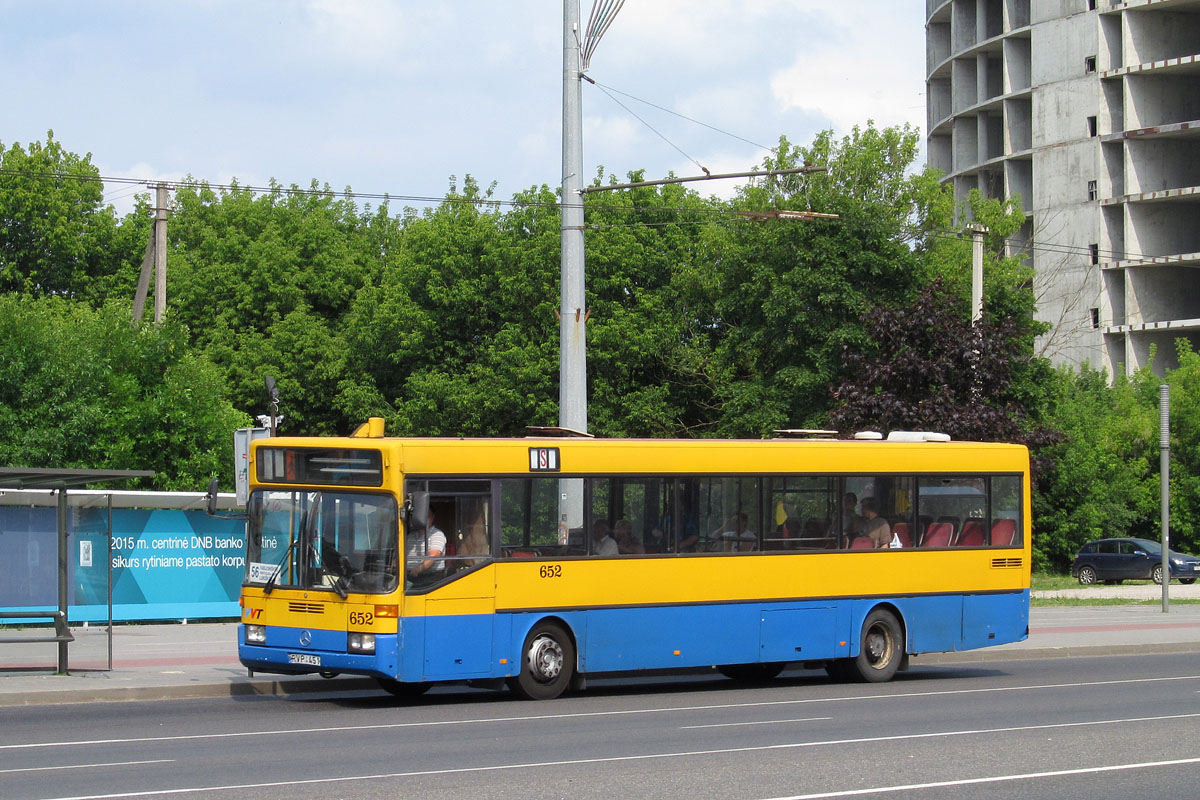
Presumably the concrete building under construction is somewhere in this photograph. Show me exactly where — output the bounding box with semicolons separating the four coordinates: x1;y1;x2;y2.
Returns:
926;0;1200;375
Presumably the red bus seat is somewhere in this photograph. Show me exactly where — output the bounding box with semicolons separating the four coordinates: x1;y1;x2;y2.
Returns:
892;523;913;548
922;522;953;548
849;536;875;549
957;520;985;547
991;519;1017;546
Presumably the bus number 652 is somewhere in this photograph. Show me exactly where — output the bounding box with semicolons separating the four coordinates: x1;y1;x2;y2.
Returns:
539;565;562;579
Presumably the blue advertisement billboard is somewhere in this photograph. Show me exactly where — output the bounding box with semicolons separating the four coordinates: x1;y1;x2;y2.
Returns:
0;506;245;622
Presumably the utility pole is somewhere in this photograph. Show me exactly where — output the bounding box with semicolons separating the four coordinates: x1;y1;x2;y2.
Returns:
967;222;988;407
968;223;987;323
560;0;587;435
154;183;168;323
132;183;170;323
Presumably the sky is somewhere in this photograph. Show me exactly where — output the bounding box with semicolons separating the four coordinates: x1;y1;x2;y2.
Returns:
1;1;927;216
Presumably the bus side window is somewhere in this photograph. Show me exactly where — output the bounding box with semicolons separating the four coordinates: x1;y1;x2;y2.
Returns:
990;475;1022;546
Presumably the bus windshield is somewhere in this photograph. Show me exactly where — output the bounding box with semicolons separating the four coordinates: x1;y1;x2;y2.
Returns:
246;490;399;595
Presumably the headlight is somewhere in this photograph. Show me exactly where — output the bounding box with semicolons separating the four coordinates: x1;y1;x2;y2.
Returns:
245;624;266;644
348;633;376;653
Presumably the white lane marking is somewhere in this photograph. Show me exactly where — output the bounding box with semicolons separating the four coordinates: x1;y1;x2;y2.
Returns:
0;760;172;775
32;711;1200;800
758;757;1200;799
5;673;1199;752
680;717;831;730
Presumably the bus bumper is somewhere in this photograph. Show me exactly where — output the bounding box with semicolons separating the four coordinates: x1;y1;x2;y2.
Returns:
238;626;399;679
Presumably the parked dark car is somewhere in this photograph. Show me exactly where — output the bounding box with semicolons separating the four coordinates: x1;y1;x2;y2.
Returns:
1071;537;1200;585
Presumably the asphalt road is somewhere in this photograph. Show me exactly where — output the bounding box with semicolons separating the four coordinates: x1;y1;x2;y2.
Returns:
3;653;1200;800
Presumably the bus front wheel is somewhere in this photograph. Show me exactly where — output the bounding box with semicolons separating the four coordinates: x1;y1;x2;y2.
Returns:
510;621;575;700
851;609;903;683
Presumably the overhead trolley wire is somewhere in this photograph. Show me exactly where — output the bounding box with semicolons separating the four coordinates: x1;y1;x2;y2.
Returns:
582;0;625;71
0;166;1170;264
586;78;774;154
588;80;712;175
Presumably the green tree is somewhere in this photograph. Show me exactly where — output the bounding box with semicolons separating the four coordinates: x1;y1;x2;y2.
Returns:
341;178;561;436
0;295;250;489
829;278;1052;443
1146;341;1200;556
167;180;376;433
688;124;945;436
582;170;724;436
0;132;130;302
1033;364;1157;571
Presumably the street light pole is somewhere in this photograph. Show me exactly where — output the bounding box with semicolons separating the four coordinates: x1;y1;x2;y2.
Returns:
560;0;587;436
1161;384;1170;612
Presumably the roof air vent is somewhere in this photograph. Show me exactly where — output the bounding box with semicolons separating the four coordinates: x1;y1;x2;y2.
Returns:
886;431;951;442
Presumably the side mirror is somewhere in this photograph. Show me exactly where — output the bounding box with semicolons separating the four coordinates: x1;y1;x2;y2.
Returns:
405;491;429;535
205;477;219;516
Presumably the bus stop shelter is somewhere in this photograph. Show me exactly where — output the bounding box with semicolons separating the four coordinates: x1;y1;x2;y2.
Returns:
0;467;155;673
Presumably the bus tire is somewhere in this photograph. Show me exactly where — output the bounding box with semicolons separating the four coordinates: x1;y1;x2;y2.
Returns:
376;678;431;697
717;662;785;682
850;608;903;683
509;621;575;700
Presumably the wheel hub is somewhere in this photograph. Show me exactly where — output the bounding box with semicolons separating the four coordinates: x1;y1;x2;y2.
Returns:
864;626;892;668
527;635;563;682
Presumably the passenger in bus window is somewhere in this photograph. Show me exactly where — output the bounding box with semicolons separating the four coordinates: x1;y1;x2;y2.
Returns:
676;520;699;552
714;513;756;552
860;498;892;549
591;519;618;556
407;509;446;586
459;519;489;566
841;493;863;544
613;519;644;554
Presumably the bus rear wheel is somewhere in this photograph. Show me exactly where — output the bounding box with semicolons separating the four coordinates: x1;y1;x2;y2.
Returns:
717;662;785;682
509;621;575;700
850;609;903;683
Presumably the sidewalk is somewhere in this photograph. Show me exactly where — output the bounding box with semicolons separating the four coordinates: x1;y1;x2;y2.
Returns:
2;599;1200;706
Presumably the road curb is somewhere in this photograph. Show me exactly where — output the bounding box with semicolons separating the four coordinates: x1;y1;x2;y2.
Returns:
0;675;380;707
916;641;1200;664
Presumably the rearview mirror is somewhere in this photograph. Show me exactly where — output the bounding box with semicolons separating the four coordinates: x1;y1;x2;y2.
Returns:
205;477;219;516
405;491;429;535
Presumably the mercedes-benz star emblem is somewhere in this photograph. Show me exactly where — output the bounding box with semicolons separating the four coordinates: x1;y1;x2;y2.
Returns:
298;630;312;646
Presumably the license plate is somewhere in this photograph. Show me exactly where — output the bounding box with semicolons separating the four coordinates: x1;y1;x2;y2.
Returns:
288;653;321;666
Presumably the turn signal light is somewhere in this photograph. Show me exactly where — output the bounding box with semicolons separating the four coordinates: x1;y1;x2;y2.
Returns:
374;605;399;618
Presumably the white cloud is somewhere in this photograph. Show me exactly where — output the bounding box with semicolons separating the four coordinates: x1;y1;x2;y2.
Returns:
4;2;929;215
769;7;926;134
303;0;452;72
584;114;641;159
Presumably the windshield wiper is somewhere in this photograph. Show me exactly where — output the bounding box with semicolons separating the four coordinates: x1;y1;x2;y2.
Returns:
262;535;298;596
263;492;320;594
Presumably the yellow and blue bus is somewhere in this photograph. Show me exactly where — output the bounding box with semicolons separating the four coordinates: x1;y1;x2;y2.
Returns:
238;421;1030;699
